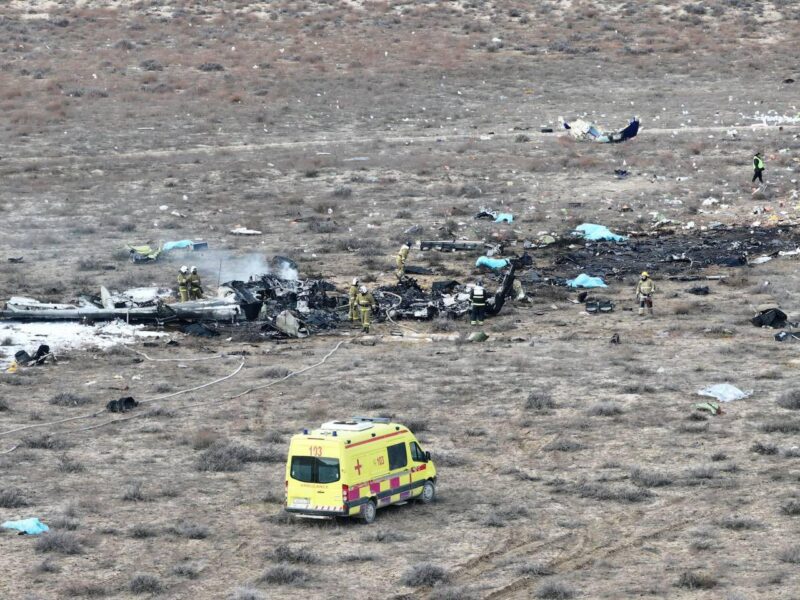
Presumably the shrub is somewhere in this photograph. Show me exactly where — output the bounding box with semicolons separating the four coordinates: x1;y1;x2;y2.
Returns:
586;401;623;417
259;564;308;585
0;487;29;508
0;398;9;411
543;439;585;452
761;420;800;434
525;391;555;410
400;563;449;587
577;483;652;503
22;434;70;450
432;318;457;332
630;467;673;488
36;558;61;573
262;366;292;379
57;455;85;473
129;573;164;594
130;524;157;539
404;418;428;432
63;583;107;597
273;546;317;564
676;571;717;589
780;499;800;516
434;451;468;467
197;440;281;472
777;390;800;410
173;562;201;579
718;516;761;530
35;532;83;555
778;545;800;564
122;481;149;502
169;521;210;539
535;580;575;599
332;186;352;198
751;441;779;455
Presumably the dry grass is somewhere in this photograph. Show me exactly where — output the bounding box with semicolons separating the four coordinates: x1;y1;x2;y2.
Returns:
1;2;800;599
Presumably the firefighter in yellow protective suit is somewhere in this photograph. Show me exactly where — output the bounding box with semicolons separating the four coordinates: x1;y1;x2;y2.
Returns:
356;285;377;333
396;241;410;280
348;277;360;323
188;266;204;300
177;265;189;302
635;271;655;316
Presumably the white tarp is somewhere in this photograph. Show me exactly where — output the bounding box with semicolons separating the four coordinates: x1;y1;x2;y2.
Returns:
697;383;753;402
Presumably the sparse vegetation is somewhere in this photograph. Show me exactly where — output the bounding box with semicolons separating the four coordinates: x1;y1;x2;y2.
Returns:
526;391;556;410
535;580;576;599
778;545;800;564
587;401;624;417
0;487;29;508
400;563;449;587
677;571;718;590
196;439;281;472
35;532;83;555
129;573;164;594
777;390;800;410
259;564;308;585
273;546;318;564
630;467;673;488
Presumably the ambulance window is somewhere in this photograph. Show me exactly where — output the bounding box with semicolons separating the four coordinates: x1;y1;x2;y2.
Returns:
317;458;340;484
387;442;408;470
410;442;426;462
290;456;315;483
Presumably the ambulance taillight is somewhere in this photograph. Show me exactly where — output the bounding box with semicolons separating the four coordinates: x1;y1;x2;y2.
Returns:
342;484;349;505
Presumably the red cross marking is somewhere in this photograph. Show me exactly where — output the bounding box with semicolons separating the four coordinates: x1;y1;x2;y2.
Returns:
354;460;363;476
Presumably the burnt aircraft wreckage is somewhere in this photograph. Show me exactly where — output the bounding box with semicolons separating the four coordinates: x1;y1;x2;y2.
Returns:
0;256;520;337
4;224;797;337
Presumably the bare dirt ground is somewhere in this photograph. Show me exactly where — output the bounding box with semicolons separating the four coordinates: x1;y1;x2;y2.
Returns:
2;1;800;599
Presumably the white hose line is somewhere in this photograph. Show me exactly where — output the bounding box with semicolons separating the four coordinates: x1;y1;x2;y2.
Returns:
0;357;244;439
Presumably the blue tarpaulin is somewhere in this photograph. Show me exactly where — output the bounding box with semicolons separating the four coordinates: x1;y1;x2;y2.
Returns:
567;273;607;288
476;256;510;270
574;223;627;242
162;240;194;252
2;518;49;535
494;213;513;223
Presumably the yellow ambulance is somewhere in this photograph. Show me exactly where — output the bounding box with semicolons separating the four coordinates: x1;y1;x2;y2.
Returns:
284;417;436;523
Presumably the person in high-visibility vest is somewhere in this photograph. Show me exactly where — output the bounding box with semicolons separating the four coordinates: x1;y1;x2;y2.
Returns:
188;266;203;300
396;241;410;280
348;277;360;322
469;279;486;325
356;285;377;333
177;265;189;302
752;152;765;183
635;271;655;316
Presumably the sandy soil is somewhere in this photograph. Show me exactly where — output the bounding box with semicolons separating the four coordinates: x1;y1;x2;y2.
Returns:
2;2;800;599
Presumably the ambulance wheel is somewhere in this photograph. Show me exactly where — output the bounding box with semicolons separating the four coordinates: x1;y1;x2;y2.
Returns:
420;480;436;504
361;500;377;524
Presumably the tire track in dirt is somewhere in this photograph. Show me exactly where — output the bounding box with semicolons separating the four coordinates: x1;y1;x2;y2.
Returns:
1;124;795;172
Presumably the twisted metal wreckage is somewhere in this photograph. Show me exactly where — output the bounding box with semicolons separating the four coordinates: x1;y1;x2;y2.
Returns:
0;256;519;339
4;223;799;338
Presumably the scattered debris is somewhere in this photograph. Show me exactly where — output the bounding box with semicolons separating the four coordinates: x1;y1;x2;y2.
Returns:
13;344;54;367
466;331;488;343
697;384;752;403
476;209;514;224
610;333;620;344
614;169;629;179
574;223;627;242
7;257;23;263
686;286;709;295
420;240;485;252
106;396;138;413
182;323;219;337
230;227;262;236
585;299;614;314
567;274;607;288
751;305;787;329
560;116;640;143
476;256;511;270
775;331;800;342
693;402;724;415
2;518;49;535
